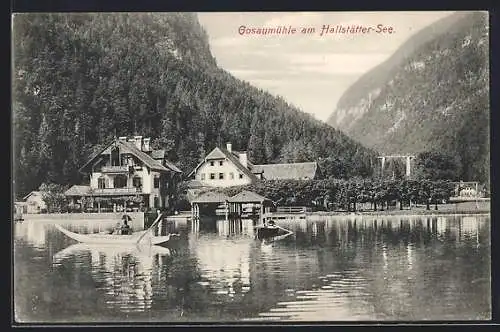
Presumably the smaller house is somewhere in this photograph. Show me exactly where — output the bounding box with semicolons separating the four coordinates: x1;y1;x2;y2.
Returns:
23;191;47;214
188;143;320;188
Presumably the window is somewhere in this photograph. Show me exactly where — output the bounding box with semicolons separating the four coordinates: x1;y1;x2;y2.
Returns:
239;173;243;179
111;147;120;166
230;172;234;180
154;176;160;189
133;176;142;189
210;161;214;166
114;174;127;188
219;173;224;180
98;177;106;189
201;173;205;180
219;160;223;166
154;196;159;208
210;173;215;180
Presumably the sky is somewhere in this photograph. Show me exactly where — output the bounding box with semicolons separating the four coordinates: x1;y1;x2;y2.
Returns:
197;12;455;122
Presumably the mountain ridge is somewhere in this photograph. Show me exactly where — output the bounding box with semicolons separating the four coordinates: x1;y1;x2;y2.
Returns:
326;11;489;183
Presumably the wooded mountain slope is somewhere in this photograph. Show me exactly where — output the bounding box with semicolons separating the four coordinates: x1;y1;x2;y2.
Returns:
13;13;377;198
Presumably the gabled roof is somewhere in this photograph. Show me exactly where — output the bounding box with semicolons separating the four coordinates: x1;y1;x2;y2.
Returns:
23;191;41;200
219;147;259;181
228;190;271;203
205;148;227;160
252;162;318;180
191;191;229;204
65;185;91;196
79;139;181;173
187;147;258;181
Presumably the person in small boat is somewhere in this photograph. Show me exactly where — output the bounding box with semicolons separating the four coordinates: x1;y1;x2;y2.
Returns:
120;219;132;235
110;215;132;235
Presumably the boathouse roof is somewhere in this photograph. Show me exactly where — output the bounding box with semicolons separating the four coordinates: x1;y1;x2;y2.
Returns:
227;190;271;203
191;191;230;204
251;162;318;180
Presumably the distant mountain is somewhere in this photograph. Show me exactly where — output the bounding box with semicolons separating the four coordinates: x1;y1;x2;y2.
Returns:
326;12;489;183
12;13;376;198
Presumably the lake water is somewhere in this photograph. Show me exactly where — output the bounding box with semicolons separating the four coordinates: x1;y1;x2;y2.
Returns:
13;214;491;323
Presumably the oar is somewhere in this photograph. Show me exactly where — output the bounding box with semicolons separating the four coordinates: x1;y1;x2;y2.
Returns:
136;213;163;245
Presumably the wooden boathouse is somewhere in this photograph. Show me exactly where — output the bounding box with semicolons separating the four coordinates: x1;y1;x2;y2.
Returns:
227;191;273;222
190;191;230;220
191;190;273;223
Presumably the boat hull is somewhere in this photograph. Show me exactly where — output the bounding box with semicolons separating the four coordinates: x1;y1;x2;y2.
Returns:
54;223;171;245
256;226;280;239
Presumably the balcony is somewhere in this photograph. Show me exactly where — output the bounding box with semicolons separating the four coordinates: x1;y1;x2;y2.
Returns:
91;187;143;196
101;165;130;173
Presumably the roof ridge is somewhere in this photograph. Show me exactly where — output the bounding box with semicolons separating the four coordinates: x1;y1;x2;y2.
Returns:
253;161;317;166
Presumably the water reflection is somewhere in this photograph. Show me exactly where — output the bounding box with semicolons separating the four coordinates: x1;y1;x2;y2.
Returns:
252;214;490;321
52;243;171;313
189;219;253;298
15;221;48;248
14;214;490;322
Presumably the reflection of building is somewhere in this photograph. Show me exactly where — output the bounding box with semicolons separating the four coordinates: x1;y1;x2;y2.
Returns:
461;216;479;234
187;143;320;188
65;136;182;212
15;221;47;247
189;234;251;296
216;219;255;237
23;191;47;214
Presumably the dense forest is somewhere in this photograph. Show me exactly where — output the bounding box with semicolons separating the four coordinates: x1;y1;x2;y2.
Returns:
327;12;489;185
12;13;377;199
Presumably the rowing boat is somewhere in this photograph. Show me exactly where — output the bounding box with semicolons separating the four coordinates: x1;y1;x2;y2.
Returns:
255;224;280;238
54;223;173;245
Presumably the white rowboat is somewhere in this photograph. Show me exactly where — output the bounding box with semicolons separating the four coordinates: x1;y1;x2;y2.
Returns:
54;223;173;245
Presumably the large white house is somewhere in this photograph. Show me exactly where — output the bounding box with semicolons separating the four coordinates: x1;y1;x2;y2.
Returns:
65;136;182;212
187;143;319;188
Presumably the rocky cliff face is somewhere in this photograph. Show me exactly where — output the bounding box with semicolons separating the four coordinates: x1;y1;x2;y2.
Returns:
327;12;489;182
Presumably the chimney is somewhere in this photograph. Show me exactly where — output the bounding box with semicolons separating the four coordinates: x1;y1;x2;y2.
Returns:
118;136;127;143
239;152;248;168
226;142;232;153
134;135;142;150
143;137;151;152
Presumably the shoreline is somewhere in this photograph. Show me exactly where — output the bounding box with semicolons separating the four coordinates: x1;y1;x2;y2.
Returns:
307;209;490;217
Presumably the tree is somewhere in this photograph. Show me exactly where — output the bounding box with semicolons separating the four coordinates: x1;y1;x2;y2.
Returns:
414;151;462;181
39;182;68;213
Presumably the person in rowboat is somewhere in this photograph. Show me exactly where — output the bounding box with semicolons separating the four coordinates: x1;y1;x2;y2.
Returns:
120;218;132;235
109;214;132;235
